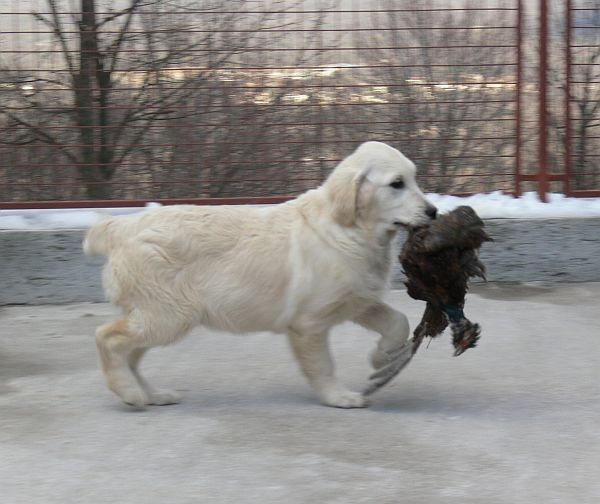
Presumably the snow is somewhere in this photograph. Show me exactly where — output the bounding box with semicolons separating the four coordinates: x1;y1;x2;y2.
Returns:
1;192;600;230
428;191;600;219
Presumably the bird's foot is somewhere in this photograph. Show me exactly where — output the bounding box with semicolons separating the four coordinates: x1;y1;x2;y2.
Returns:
451;320;481;356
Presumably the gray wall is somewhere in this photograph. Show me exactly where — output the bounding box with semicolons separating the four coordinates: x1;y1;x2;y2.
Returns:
392;218;600;287
2;218;600;305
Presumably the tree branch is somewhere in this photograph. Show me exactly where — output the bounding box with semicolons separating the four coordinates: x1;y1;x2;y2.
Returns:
0;110;77;163
106;0;145;74
33;0;75;75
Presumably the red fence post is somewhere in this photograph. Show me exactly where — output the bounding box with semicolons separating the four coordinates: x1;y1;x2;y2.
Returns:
564;0;573;196
538;0;549;202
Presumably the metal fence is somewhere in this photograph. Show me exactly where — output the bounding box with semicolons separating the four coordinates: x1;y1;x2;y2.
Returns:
0;0;597;208
564;0;600;197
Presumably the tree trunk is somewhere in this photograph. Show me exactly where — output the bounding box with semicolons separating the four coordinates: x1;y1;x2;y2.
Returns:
75;0;112;199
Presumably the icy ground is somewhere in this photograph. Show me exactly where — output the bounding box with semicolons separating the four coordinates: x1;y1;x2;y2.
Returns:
2;192;600;230
1;284;599;504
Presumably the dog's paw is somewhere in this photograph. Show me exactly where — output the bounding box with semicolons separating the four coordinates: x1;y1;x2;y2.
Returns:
370;340;412;370
364;342;414;396
147;389;182;406
321;389;369;409
370;348;390;370
120;388;151;407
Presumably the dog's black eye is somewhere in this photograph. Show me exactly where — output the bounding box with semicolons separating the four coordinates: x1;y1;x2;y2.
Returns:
390;179;405;190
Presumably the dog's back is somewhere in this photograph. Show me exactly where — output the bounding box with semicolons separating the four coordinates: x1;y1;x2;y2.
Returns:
84;206;199;257
84;204;299;332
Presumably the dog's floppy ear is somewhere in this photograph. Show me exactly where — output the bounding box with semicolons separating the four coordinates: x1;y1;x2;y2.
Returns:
329;170;369;227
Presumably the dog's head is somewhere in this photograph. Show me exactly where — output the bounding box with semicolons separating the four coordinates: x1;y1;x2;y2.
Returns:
324;142;437;231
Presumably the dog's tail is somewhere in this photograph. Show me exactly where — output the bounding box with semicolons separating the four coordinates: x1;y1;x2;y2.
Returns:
83;215;121;256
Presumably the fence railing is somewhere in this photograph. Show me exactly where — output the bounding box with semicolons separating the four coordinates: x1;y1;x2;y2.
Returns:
564;0;600;197
0;0;598;208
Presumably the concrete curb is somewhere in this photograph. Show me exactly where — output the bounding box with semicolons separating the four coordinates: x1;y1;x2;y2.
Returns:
2;218;600;305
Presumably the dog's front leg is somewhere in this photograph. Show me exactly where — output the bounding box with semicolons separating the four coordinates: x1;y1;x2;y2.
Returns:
288;330;368;408
355;303;414;395
355;302;410;368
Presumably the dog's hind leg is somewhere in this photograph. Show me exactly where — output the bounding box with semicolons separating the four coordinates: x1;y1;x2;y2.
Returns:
96;319;149;406
288;330;368;408
96;319;182;406
128;348;182;405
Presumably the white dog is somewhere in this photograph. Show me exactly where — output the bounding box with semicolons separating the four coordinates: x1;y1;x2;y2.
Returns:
84;141;437;408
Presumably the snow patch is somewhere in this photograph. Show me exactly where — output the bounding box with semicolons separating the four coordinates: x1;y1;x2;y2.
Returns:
2;192;600;230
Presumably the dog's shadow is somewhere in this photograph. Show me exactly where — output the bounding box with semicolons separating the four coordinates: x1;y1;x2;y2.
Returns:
104;379;502;417
369;384;501;417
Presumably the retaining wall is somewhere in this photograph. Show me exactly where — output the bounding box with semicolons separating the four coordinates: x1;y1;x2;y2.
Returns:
2;218;599;305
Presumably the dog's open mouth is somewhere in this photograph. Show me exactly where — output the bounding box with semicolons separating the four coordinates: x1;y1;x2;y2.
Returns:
393;221;415;229
394;221;430;232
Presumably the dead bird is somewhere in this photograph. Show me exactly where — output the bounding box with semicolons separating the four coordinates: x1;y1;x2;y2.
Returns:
400;205;492;356
363;205;492;396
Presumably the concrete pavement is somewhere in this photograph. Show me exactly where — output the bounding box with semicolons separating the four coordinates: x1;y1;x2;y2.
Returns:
1;283;599;503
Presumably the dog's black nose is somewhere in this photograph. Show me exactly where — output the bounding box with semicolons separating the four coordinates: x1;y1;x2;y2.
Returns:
425;205;438;220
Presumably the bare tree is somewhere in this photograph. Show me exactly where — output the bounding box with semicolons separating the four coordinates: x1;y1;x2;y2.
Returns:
545;0;600;191
567;3;600;189
0;0;329;200
344;0;518;194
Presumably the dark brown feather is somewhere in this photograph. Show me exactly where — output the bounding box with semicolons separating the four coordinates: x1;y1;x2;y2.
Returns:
400;206;492;355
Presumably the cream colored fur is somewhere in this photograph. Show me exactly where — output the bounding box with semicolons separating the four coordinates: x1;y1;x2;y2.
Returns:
84;141;436;408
